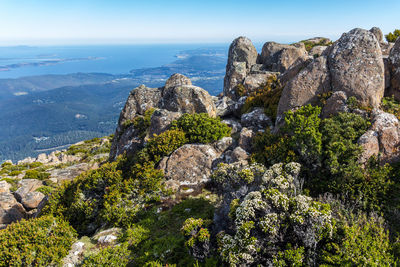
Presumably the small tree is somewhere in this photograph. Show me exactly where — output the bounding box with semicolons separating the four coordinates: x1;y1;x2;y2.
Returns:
385;29;400;42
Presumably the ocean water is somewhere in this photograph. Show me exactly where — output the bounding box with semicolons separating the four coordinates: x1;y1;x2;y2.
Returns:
0;44;218;79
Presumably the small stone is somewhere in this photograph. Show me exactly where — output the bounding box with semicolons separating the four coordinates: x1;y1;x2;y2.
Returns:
0;181;11;194
241;108;272;130
239;128;255;152
21;191;45;210
98;234;117;245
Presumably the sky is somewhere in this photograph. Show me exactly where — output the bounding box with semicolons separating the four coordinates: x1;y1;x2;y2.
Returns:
0;0;398;45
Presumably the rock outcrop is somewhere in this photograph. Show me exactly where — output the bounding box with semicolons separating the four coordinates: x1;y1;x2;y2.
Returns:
370;27;383;43
389;38;400;99
260;42;308;73
159;144;220;194
110;74;217;160
358;109;400;164
277;56;331;117
0;192;26;227
321;91;348;118
329;28;384;108
0;136;111;227
277;28;385;118
161;84;216;116
224;37;258;99
110;85;163;159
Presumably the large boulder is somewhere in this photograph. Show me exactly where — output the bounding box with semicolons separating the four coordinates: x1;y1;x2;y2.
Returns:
117;85;162;126
238;127;255;152
161;84;217;117
159;144;220;193
109;123;144;160
147;109;182;137
242;72;278;93
389;38;400;99
20;191;45;210
309;46;327;57
381;42;394;56
370;27;383;43
110;74;216;160
321;91;348;118
301;37;332;46
164;73;192;89
110;84;162;159
279;57;313;87
0;192;27;226
277;55;331;118
328;28;385;108
14;179;43;202
214;96;236;117
224;37;258;99
260;42;308;73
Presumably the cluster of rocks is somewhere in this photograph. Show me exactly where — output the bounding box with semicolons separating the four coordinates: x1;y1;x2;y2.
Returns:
110;73;259;194
222;27;400;164
0;139;110;228
0;179;45;228
17;150;81;166
110;74;217;160
109;26;400;196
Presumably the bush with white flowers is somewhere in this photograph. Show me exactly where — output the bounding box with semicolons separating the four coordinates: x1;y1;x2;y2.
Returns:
213;162;333;266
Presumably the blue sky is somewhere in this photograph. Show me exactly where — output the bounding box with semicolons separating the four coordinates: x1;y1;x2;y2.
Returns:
0;0;398;45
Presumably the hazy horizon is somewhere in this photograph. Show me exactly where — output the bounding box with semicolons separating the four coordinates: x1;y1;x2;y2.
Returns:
1;0;399;46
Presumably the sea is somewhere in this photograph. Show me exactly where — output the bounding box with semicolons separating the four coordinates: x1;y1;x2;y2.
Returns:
0;44;228;79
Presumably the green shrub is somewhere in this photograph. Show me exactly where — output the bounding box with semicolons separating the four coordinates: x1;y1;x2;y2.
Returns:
385;29;400;42
320;112;370;174
171;113;231;144
8;170;21;176
43;155;167;234
0;162;12;168
320;213;394;266
142;129;188;163
132;108;155;138
36;185;54;195
0;215;77;267
124;198;215;266
81;244;131;267
66;135;112;158
45;126;188;234
381;96;400;120
251;129;297;166
216;163;333;266
42;161;125;234
181;218;211;248
283;104;322;166
29;162;43;168
273;245;305;267
251;105;322;167
23;169;50;180
250;105;390;210
241;75;283;120
300;39;333;51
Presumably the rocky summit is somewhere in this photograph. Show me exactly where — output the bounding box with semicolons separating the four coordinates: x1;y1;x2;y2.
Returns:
2;26;400;266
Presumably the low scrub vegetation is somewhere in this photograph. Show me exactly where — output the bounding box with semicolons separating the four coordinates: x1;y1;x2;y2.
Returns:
240;75;283;120
0;215;77;267
171;113;231;144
